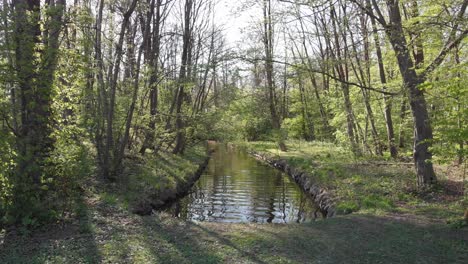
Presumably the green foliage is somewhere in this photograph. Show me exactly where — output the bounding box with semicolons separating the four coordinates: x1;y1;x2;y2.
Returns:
46;136;93;210
245;140;466;223
101;192;118;206
107;145;207;211
282;116;305;139
3;136;93;227
0;31;94;227
0;131;14;224
0;0;466;237
336;201;360;214
430;58;468;164
361;195;395;211
220;91;273;141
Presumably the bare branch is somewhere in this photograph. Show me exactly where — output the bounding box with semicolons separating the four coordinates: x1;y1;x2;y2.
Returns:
231;55;399;96
421;0;468;79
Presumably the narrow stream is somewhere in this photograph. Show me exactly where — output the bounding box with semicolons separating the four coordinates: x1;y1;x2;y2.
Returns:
168;144;316;223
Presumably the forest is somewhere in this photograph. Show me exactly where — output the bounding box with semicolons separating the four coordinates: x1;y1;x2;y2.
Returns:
0;0;467;263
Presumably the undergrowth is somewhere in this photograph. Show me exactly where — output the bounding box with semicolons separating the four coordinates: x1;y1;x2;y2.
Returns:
238;140;467;224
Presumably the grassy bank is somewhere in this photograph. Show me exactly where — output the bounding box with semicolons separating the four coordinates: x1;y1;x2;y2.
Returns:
0;145;209;262
1;202;467;263
237;140;467;225
1;142;467;263
100;145;208;213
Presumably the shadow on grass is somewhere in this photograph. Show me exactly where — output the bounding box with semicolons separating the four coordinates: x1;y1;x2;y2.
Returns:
1;210;467;263
193;224;269;264
0;195;102;264
141;215;268;264
247;216;468;263
153;214;468;264
141;216;223;263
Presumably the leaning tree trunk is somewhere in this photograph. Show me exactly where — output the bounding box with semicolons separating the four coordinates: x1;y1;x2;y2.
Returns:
326;7;358;154
343;9;382;156
295;11;330;137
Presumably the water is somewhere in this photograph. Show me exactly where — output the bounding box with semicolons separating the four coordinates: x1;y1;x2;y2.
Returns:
168;144;317;223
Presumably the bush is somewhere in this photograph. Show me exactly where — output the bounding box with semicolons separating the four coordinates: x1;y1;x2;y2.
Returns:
0;130;15;226
1;131;93;227
45;134;93;220
283;116;305;139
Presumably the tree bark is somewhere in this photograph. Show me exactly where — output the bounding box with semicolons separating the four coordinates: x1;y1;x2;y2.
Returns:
385;0;436;185
367;0;397;158
140;0;161;155
263;0;286;151
173;0;193;154
103;0;138;178
326;7;358;153
11;0;65;219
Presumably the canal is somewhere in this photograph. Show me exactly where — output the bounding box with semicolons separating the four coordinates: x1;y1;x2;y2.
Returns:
168;144;316;223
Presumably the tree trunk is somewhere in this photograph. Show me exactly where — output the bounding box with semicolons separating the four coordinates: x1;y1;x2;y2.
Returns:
115;34;144;172
385;0;436;186
294;9;330;137
326;7;358;153
343;8;382;156
367;0;397;158
12;0;65;219
398;98;407;148
263;0;286;151
104;0;137;178
173;0;193;154
140;0;160;155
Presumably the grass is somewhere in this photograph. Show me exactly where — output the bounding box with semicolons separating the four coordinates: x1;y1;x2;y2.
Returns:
237;140;467;224
107;145;208;211
1;141;467;263
1;208;467;263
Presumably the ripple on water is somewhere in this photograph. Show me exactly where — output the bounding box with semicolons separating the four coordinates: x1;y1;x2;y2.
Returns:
167;144;317;223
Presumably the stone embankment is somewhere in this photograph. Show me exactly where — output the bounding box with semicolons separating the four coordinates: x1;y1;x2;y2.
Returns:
251;151;335;218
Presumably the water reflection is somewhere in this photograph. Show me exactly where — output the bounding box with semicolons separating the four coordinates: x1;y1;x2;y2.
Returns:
169;144;316;223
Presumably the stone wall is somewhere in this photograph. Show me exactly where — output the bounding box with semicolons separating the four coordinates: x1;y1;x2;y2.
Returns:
250;151;336;218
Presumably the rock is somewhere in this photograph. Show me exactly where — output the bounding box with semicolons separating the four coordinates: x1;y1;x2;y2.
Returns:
248;150;336;218
309;186;319;196
303;179;313;191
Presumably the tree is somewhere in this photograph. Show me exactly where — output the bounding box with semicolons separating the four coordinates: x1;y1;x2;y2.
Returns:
172;0;193;154
11;0;66;218
367;0;397;158
263;0;287;151
353;0;467;186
